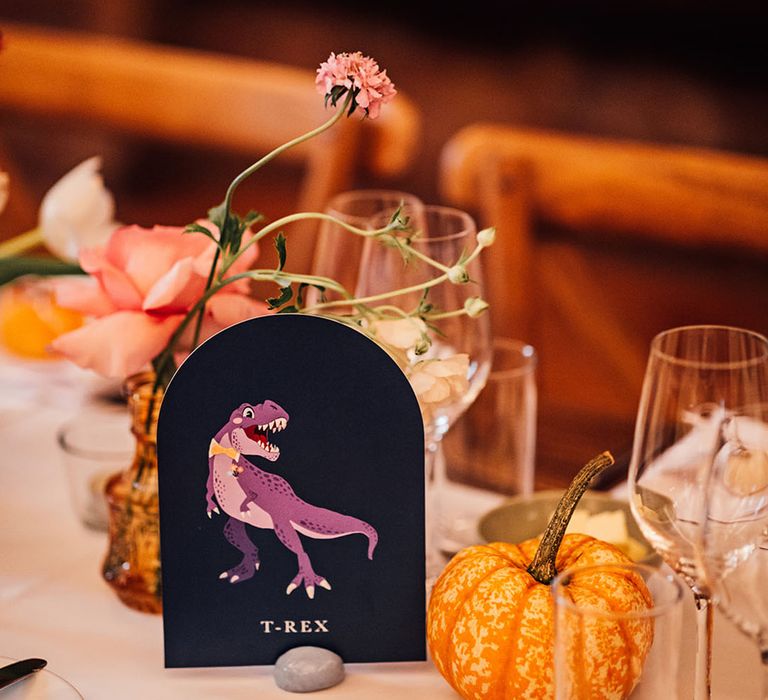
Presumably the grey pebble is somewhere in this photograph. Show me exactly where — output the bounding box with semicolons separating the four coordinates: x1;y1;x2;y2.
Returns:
274;646;345;693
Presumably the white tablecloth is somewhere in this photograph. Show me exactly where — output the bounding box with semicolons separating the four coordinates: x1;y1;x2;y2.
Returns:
0;357;761;698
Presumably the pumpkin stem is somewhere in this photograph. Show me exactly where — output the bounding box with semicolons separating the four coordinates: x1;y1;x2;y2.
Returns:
526;451;615;585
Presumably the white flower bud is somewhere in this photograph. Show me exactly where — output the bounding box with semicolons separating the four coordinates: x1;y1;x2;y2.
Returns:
414;335;431;355
447;265;469;284
477;227;496;247
464;297;489;318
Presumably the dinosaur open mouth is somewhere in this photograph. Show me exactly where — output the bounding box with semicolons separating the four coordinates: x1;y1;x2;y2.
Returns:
244;417;287;454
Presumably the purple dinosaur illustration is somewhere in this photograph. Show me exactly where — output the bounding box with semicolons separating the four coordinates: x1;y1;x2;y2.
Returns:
205;401;378;599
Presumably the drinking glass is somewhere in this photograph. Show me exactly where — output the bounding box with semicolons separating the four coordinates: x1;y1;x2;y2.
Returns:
440;337;537;554
553;562;685;699
628;325;768;699
309;189;425;302
58;406;134;530
355;204;492;578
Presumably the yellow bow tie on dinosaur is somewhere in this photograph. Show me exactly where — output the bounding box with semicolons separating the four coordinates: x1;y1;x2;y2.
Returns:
208;439;240;461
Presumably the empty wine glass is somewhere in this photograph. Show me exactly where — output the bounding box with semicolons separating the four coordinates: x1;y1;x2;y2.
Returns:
710;541;768;699
355;204;492;578
309;189;425;302
628;325;768;700
700;403;768;699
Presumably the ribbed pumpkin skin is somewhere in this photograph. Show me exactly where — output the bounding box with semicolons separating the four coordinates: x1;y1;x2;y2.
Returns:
427;534;653;700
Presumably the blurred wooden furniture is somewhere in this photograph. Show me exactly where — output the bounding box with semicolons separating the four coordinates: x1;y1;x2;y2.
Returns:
0;21;421;271
440;124;768;487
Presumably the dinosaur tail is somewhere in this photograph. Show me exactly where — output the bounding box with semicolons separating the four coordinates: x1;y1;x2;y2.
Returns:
292;510;379;559
363;521;378;560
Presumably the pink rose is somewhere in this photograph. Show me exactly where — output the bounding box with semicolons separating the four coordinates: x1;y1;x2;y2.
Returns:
51;223;269;378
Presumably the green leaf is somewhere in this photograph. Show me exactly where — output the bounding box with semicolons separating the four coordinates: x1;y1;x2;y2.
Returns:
242;210;264;228
276;305;299;314
295;282;326;308
274;232;287;271
184;223;222;248
327;85;347;108
266;284;293;310
0;257;84;287
207;201;227;229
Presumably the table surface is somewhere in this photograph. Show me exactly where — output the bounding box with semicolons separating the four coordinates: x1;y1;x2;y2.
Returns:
0;355;761;699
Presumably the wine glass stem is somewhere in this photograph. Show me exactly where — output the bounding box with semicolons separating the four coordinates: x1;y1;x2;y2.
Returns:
693;593;713;700
424;438;445;584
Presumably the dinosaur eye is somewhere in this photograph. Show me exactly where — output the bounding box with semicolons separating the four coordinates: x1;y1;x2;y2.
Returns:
242;407;255;419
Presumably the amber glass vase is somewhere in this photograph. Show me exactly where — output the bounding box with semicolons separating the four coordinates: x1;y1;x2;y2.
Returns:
102;372;163;614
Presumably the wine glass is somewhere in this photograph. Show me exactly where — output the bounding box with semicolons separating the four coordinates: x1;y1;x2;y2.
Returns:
628;325;768;700
709;541;768;699
354;204;492;578
309;189;425;302
700;401;768;698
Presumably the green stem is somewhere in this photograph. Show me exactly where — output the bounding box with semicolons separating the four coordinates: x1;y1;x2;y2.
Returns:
221;92;353;229
426;308;472;321
367;305;413;319
150;268;357;388
219;211;405;278
304;272;450;314
0;228;43;257
526;451;615;585
191;247;220;350
186;93;354;356
404;241;451;273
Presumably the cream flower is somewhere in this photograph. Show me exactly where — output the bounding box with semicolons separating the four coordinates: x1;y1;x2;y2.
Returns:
39;157;118;262
369;316;428;351
408;354;470;406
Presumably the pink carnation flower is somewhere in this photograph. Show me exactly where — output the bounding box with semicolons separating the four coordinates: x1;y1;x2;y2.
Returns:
315;51;396;119
51;223;269;378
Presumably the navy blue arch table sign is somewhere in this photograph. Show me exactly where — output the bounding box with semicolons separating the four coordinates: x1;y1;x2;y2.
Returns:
156;314;426;667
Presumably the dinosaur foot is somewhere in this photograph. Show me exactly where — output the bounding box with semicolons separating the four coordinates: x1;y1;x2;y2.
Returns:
285;573;332;599
218;559;261;584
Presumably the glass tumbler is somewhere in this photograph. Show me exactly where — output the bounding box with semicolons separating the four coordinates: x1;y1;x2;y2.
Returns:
553;561;684;699
57;406;134;530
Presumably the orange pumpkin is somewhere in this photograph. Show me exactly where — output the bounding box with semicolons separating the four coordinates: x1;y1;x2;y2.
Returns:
427;453;654;700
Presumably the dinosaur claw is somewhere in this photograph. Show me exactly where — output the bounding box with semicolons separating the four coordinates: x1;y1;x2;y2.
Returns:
255;562;261;571
214;507;220;515
207;511;212;519
230;575;240;583
286;583;298;595
319;579;332;590
306;586;315;599
219;571;229;579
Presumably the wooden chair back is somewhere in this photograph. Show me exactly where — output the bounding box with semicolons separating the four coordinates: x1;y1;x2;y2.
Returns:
0;21;421;272
440;124;768;482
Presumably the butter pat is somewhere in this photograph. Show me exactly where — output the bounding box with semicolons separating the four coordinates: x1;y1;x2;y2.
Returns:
562;508;647;561
565;509;629;544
